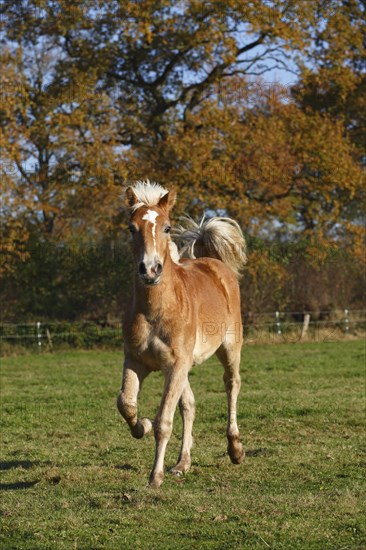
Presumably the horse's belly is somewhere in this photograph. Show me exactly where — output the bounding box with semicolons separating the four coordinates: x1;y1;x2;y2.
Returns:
192;319;242;365
193;345;217;365
192;333;221;365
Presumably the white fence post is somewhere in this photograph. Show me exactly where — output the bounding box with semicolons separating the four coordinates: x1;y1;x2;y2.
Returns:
301;314;311;340
344;309;349;333
36;321;42;349
275;311;282;335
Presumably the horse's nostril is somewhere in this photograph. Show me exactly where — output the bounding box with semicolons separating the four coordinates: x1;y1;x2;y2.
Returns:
139;262;147;275
155;262;163;276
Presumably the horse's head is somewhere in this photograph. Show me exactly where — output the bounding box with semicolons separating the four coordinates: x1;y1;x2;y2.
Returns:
125;187;176;286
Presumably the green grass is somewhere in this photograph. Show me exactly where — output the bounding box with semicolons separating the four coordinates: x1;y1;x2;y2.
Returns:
1;341;365;549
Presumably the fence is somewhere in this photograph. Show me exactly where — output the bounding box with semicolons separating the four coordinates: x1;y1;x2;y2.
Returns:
1;310;365;354
0;321;123;353
242;309;365;344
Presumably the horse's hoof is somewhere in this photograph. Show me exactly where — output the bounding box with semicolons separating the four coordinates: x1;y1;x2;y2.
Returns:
170;451;191;475
148;472;164;488
131;418;152;439
170;468;183;477
170;460;191;476
228;441;245;464
230;452;245;464
140;417;153;434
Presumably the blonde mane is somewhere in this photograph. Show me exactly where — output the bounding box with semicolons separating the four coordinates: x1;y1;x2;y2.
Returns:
127;180;168;212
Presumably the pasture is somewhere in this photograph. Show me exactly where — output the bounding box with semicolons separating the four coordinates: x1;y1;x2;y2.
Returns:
1;340;365;549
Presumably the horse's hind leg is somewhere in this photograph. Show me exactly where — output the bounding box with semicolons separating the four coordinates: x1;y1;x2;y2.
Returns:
216;344;245;464
171;378;195;476
117;359;152;439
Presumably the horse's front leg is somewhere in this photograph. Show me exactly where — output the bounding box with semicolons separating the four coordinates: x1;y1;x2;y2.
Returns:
117;358;152;439
149;365;188;488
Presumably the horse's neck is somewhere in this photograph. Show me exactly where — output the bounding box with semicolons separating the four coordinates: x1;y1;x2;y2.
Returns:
133;256;177;318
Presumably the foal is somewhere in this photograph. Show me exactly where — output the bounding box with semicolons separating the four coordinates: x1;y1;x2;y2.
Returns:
117;181;247;487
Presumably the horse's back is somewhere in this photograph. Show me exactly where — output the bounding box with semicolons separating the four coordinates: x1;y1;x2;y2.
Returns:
178;257;241;311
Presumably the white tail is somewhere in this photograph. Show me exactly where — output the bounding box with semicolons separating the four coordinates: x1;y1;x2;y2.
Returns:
173;216;247;278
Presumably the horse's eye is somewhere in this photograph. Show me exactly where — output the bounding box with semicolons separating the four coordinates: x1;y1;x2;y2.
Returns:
129;224;137;234
163;225;171;234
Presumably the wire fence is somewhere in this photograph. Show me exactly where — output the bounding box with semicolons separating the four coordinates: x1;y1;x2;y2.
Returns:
242;309;365;344
1;309;365;354
0;321;123;353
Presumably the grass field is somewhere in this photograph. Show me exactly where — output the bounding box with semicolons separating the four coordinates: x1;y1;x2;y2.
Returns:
1;341;365;549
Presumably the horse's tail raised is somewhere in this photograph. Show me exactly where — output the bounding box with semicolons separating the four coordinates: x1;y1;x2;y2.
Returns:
172;216;247;278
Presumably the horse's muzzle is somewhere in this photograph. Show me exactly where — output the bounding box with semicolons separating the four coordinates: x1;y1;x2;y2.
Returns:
139;261;163;285
142;276;161;286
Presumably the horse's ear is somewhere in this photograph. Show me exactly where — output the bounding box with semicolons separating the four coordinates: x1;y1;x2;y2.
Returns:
158;190;176;212
125;187;138;208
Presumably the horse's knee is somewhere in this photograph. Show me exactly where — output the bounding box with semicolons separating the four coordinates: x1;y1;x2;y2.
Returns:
154;417;173;440
223;372;241;392
179;393;195;415
117;392;152;439
117;391;136;422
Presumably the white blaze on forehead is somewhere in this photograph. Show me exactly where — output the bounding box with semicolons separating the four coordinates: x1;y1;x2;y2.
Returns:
142;209;159;224
142;209;159;254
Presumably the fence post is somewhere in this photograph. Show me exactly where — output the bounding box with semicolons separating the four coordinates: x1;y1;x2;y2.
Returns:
275;311;281;335
46;328;53;350
36;321;42;349
301;314;310;340
344;309;349;334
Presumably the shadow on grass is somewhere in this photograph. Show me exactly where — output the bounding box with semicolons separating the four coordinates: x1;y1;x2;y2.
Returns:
0;460;52;491
0;480;40;490
246;448;269;457
115;463;138;471
0;460;51;471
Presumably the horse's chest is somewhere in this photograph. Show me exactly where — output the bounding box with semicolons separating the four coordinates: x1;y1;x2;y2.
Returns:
126;317;175;370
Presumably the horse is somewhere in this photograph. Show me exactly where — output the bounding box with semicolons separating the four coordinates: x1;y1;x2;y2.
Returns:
117;181;247;487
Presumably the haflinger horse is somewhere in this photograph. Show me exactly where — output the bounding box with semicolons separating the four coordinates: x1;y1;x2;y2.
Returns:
117;180;247;487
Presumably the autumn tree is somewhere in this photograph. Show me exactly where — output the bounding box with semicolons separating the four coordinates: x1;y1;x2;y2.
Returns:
2;0;344;145
1;0;365;320
131;78;364;242
2;1;363;229
0;42;127;240
292;0;365;160
291;0;366;260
